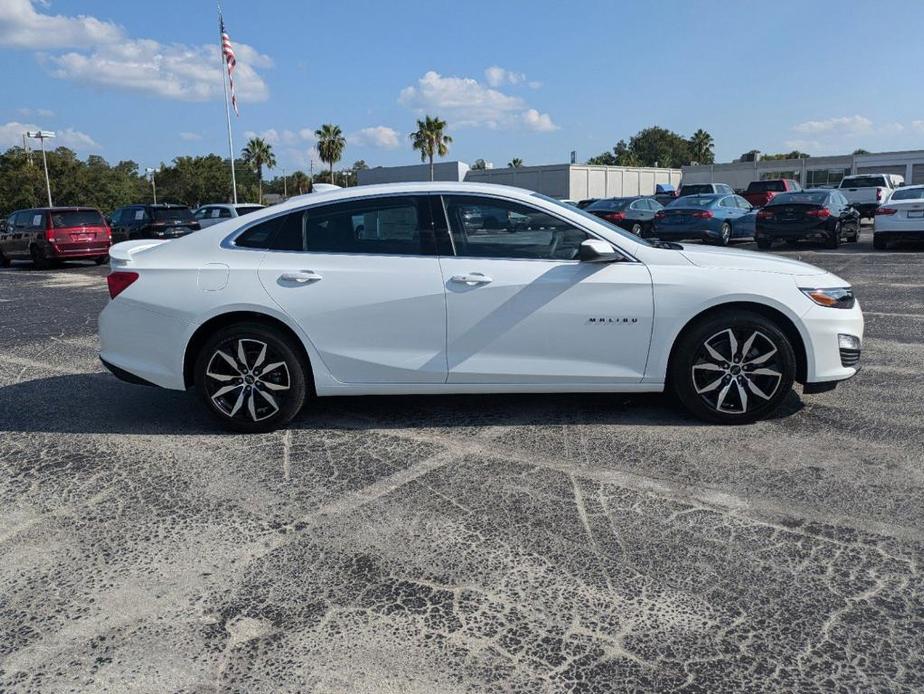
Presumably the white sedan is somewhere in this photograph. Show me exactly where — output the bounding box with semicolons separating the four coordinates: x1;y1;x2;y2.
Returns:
98;182;863;432
874;185;924;249
193;203;264;228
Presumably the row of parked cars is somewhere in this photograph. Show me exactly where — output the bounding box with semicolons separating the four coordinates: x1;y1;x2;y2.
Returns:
577;173;921;250
0;202;264;268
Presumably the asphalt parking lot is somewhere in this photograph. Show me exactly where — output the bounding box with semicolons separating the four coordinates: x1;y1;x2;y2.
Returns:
1;229;922;692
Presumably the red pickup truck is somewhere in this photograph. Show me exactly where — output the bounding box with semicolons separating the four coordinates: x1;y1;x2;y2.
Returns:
742;179;802;208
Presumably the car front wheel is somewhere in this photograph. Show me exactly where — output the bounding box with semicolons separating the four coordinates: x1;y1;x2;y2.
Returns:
671;310;796;424
194;322;307;433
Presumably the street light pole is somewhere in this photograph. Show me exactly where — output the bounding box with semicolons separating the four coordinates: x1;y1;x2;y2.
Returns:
145;168;158;204
27;130;55;206
283;168;287;199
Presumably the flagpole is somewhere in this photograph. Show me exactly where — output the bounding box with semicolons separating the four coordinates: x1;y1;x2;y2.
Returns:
218;3;238;204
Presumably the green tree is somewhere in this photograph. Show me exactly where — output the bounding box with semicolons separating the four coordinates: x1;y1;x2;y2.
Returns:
508;157;524;168
627;126;692;168
586;151;618;166
314;124;346;183
470;158;487;170
410;115;452;181
241;137;276;203
352;160;369;170
688;129;715;164
852;148;870;155
290;170;310;194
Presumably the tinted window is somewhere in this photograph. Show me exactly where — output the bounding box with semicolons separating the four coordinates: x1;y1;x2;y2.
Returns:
719;197;735;208
194;208;210;219
235;205;263;216
50;210;105;228
769;192;829;205
235;215;283;249
586;199;630;212
303;197;434;255
218;207;233;218
26;211;46;229
840;176;887;188
668;195;719;208
747;180;786;193
890;188;924;201
445;195;589;260
152;207;194;222
679;185;714;196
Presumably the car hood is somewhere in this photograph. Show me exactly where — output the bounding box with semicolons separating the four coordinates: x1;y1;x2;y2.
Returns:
678;244;828;276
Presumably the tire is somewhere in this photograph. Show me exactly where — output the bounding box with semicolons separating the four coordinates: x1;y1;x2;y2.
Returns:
194;322;308;433
850;224;860;242
873;235;887;250
30;245;52;269
824;225;840;249
94;254;109;265
0;249;10;268
631;223;642;235
670;310;796;424
756;237;772;250
785;239;800;247
717;223;731;246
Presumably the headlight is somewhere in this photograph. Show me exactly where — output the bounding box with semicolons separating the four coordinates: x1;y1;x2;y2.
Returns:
800;287;855;309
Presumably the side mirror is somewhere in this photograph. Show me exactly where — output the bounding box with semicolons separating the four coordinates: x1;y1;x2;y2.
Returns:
579;239;621;263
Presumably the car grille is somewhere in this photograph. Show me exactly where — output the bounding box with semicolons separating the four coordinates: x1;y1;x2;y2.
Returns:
840;347;861;368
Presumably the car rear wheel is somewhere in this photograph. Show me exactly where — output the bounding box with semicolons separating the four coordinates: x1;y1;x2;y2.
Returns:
0;249;10;268
30;245;52;269
825;225;841;249
873;235;887;250
631;223;642;235
717;222;731;246
670;310;796;424
194;322;307;433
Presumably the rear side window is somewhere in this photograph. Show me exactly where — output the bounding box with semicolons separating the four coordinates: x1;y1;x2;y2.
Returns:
50;210;104;228
27;212;46;229
889;188;924;201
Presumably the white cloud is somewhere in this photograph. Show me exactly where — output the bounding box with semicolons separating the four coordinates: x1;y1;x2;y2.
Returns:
1;120;99;150
18;107;54;118
913;120;924;133
0;0;122;48
1;1;270;103
298;128;316;142
399;70;557;132
484;65;526;87
179;131;202;141
793;115;873;135
521;108;558;132
349;126;399;149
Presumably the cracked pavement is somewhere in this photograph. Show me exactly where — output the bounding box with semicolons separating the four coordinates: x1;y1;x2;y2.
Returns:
1;231;923;692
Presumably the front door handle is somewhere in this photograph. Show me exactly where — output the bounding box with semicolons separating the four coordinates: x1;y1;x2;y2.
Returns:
450;272;493;285
280;270;322;283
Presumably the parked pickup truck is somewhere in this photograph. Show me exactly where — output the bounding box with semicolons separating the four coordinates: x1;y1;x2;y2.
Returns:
742;179;802;208
838;173;905;218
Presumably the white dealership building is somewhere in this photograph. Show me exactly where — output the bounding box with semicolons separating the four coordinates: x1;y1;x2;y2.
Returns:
682;149;924;191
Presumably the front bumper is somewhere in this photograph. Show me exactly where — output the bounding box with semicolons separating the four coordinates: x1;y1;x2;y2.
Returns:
800;300;864;387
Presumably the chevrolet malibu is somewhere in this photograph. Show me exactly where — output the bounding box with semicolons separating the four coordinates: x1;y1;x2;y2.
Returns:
98;182;863;432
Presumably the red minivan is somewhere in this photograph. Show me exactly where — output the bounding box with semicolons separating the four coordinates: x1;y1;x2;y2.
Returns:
0;207;112;268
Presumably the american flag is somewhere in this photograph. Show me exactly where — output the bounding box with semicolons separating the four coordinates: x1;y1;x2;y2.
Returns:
220;15;239;116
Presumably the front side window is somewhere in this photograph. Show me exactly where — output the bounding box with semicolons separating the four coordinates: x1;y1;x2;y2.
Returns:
194;208;210;220
444;195;590;261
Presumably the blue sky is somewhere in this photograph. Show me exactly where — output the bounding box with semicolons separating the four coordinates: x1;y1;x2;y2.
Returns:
2;0;924;174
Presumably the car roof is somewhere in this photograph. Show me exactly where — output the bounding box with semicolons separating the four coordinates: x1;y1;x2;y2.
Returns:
14;206;99;212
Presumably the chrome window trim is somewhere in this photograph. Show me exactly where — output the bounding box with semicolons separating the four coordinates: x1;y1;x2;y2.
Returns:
221;190;640;263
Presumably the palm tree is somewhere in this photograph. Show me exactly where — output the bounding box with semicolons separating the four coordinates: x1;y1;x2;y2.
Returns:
410;115;452;181
314;124;346;183
470;158;487;170
508;157;524;168
689;129;715;165
241;137;276;203
289;170;310;195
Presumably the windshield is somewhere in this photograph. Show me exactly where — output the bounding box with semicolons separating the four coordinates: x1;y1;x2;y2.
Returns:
769;192;828;205
667;195;718;208
152;207;194;222
586;199;630;212
678;184;714;196
235;205;264;216
532;193;652;246
840;176;886;188
50;209;104;228
747;180;786;192
889;188;924;201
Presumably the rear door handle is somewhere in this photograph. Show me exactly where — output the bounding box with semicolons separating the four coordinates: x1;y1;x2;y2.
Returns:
450;272;493;285
280;270;322;283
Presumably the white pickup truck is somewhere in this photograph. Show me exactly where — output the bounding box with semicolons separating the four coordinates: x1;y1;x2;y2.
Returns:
838;173;904;219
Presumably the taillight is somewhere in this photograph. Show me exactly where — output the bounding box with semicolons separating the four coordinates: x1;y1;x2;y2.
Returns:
805;208;831;218
45;216;54;242
107;271;139;299
655;211;666;220
875;207;897;215
604;212;626;223
757;209;775;220
692;210;714;219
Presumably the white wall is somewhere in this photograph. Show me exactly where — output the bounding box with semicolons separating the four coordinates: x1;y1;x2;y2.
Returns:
465;164;682;199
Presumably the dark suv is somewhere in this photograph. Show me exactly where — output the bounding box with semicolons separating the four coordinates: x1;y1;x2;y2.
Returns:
0;207;111;268
109;204;200;243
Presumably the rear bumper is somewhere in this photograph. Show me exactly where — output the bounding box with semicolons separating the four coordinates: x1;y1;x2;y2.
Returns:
651;226;721;242
755;221;833;241
41;240;110;258
873;229;924;242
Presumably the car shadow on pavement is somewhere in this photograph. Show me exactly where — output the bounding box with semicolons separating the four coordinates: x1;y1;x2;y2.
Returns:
0;372;804;436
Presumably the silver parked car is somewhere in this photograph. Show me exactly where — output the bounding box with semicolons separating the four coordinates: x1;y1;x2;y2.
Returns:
193;203;265;228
